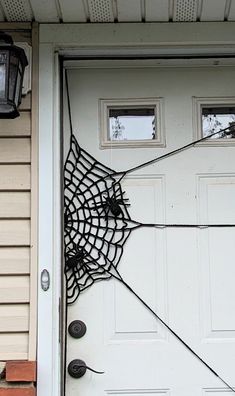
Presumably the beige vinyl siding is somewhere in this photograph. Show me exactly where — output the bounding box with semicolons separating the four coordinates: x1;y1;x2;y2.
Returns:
0;192;30;217
0;111;31;136
0;104;31;359
0;334;29;360
0;165;31;190
0;220;30;245
0;276;30;303
0;305;29;332
0;138;31;163
0;24;37;361
0;248;30;274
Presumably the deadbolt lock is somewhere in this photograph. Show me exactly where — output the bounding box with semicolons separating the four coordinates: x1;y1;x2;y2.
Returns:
68;320;87;338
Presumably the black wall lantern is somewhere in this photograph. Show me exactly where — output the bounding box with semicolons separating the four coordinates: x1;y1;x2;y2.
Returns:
0;31;28;119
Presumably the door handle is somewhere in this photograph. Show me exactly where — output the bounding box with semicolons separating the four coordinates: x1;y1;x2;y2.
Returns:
68;359;104;378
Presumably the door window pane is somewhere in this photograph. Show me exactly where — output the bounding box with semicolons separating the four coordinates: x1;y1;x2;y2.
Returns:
202;106;235;139
109;107;156;141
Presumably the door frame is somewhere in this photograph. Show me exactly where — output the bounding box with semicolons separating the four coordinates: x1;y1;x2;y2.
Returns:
37;21;235;396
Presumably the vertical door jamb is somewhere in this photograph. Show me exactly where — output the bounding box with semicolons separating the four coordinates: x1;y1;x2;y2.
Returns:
38;44;62;396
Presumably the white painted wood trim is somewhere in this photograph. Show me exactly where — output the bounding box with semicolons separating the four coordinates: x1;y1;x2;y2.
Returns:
29;22;39;361
51;50;62;396
63;58;235;67
38;43;61;396
40;22;235;50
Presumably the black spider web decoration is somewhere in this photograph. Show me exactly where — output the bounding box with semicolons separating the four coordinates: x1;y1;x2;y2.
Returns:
64;131;235;303
63;70;235;393
64;135;134;303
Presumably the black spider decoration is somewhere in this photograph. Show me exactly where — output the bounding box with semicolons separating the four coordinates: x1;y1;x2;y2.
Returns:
92;190;130;218
65;243;87;270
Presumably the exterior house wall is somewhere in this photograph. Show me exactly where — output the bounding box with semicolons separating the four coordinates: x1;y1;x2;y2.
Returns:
0;23;38;395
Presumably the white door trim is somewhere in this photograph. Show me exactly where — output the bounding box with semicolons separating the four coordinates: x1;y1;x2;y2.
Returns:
38;46;61;396
37;22;235;396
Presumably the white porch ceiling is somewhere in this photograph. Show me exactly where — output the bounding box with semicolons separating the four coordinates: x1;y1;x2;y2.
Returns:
0;0;235;23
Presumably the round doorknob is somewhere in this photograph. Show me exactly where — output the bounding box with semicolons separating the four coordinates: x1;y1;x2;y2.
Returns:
68;320;87;338
68;359;86;378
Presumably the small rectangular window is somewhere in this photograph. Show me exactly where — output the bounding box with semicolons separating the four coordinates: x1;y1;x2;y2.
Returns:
202;106;235;139
193;97;235;146
99;98;165;149
109;107;156;141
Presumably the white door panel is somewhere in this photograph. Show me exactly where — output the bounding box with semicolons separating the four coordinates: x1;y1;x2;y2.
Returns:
64;65;235;395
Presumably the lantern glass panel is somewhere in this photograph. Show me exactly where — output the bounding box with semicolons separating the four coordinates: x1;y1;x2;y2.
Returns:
15;62;22;106
0;52;7;99
9;53;19;101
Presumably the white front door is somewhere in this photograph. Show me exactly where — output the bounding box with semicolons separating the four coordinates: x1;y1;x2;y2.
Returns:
63;62;235;396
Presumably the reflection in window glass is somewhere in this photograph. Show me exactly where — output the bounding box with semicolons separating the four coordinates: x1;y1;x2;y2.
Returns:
202;106;235;139
0;53;6;99
108;107;156;141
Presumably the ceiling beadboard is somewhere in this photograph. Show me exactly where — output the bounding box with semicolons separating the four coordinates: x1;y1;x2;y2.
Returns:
87;0;114;22
173;0;198;22
59;0;87;22
1;0;33;21
145;0;169;22
116;0;142;22
228;0;235;20
200;0;227;21
30;0;60;22
0;0;232;23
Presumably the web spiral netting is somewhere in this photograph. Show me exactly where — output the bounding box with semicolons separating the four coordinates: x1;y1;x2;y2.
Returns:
64;135;133;304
